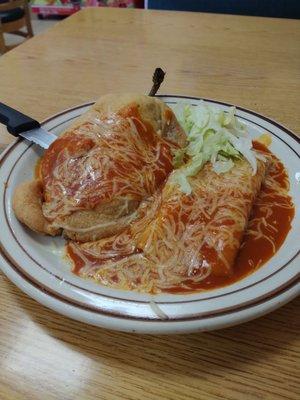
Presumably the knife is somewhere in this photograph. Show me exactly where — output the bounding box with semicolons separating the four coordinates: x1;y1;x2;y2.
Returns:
0;102;57;149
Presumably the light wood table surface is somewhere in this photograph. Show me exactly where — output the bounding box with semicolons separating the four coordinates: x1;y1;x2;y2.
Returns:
0;8;299;400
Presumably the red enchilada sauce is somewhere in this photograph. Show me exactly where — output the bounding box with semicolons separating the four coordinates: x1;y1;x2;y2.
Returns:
167;141;294;293
67;141;294;293
233;142;294;273
39;105;179;218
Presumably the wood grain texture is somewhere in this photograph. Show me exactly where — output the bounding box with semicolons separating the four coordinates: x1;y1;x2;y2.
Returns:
0;8;299;400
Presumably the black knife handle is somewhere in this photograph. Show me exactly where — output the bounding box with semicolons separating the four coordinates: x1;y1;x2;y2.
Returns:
0;102;40;136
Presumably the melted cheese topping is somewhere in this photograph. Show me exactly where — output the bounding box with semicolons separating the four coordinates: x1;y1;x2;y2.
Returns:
67;142;294;293
68;154;272;293
40;107;178;221
234;142;294;273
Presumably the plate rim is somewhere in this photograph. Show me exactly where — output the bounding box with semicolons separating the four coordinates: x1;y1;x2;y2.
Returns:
1;249;299;333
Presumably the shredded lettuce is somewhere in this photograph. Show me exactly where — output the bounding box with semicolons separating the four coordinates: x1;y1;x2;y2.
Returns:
171;101;259;193
212;158;234;174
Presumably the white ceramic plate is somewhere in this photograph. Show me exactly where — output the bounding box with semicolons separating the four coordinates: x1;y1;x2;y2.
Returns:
0;96;299;334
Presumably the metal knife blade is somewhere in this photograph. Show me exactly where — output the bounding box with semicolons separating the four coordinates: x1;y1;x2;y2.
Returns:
20;127;57;149
0;102;58;150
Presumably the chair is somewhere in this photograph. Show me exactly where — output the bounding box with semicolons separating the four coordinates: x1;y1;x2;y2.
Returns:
0;0;33;54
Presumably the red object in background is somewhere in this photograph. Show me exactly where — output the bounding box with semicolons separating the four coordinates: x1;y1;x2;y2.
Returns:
31;0;144;18
134;0;144;7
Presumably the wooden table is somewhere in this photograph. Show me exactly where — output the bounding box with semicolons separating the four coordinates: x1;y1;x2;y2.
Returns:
0;8;299;400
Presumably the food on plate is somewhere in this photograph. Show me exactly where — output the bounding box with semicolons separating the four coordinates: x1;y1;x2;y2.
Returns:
68;156;266;292
13;180;60;236
13;97;295;293
13;94;186;242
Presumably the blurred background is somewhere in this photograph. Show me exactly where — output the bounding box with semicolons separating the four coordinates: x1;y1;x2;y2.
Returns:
26;0;300;20
145;1;300;19
1;0;299;54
